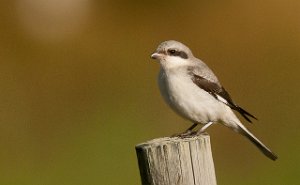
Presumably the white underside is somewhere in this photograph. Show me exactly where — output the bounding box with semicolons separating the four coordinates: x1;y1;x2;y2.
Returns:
158;68;241;130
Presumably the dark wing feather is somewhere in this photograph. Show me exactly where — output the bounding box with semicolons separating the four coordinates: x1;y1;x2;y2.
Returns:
191;74;257;123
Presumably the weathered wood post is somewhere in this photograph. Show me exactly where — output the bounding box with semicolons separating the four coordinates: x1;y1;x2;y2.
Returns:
135;134;217;185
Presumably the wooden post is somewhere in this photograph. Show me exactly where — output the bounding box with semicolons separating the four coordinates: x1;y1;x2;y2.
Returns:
135;134;217;185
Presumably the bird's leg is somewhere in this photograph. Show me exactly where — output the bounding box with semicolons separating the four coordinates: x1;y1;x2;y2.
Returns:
196;121;214;135
172;123;198;137
184;123;198;135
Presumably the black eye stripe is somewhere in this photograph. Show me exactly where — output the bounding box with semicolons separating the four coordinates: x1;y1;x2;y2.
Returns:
167;49;188;59
179;51;188;59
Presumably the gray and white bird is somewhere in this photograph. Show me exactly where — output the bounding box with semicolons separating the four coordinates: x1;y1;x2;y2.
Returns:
151;40;277;161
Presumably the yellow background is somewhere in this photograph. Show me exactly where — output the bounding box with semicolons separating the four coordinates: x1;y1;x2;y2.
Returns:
0;1;299;184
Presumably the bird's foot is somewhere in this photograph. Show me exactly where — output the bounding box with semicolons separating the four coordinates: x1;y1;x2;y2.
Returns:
171;129;195;138
196;129;208;136
171;123;199;138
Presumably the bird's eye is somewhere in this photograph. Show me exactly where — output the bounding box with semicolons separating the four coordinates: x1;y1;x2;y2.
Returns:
168;49;177;55
169;49;176;54
167;49;188;59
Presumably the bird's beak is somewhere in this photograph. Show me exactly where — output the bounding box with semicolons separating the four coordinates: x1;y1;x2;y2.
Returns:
151;52;161;60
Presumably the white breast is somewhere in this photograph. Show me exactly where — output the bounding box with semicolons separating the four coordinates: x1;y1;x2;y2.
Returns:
158;68;229;124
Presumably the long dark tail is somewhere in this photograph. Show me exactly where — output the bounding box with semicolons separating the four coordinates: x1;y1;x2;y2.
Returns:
235;106;257;123
237;125;278;161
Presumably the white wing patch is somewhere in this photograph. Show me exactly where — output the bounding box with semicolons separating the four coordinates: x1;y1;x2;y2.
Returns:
216;94;229;105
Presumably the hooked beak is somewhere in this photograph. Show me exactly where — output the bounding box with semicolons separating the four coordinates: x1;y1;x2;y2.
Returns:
150;52;162;60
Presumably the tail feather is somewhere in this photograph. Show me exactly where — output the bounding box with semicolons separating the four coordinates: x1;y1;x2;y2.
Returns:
236;106;258;123
237;125;278;161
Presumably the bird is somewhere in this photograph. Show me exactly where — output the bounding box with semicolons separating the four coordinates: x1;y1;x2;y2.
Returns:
150;40;277;161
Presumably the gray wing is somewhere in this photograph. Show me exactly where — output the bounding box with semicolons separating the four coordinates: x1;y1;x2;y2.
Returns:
191;73;257;123
188;58;220;84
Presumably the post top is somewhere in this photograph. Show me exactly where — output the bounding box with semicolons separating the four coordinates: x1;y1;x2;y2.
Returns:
135;134;210;149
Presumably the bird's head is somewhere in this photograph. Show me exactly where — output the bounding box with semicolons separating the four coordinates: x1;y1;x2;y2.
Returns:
151;40;194;68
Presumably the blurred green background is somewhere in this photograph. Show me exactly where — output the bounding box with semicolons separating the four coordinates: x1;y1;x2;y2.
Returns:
0;0;299;184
